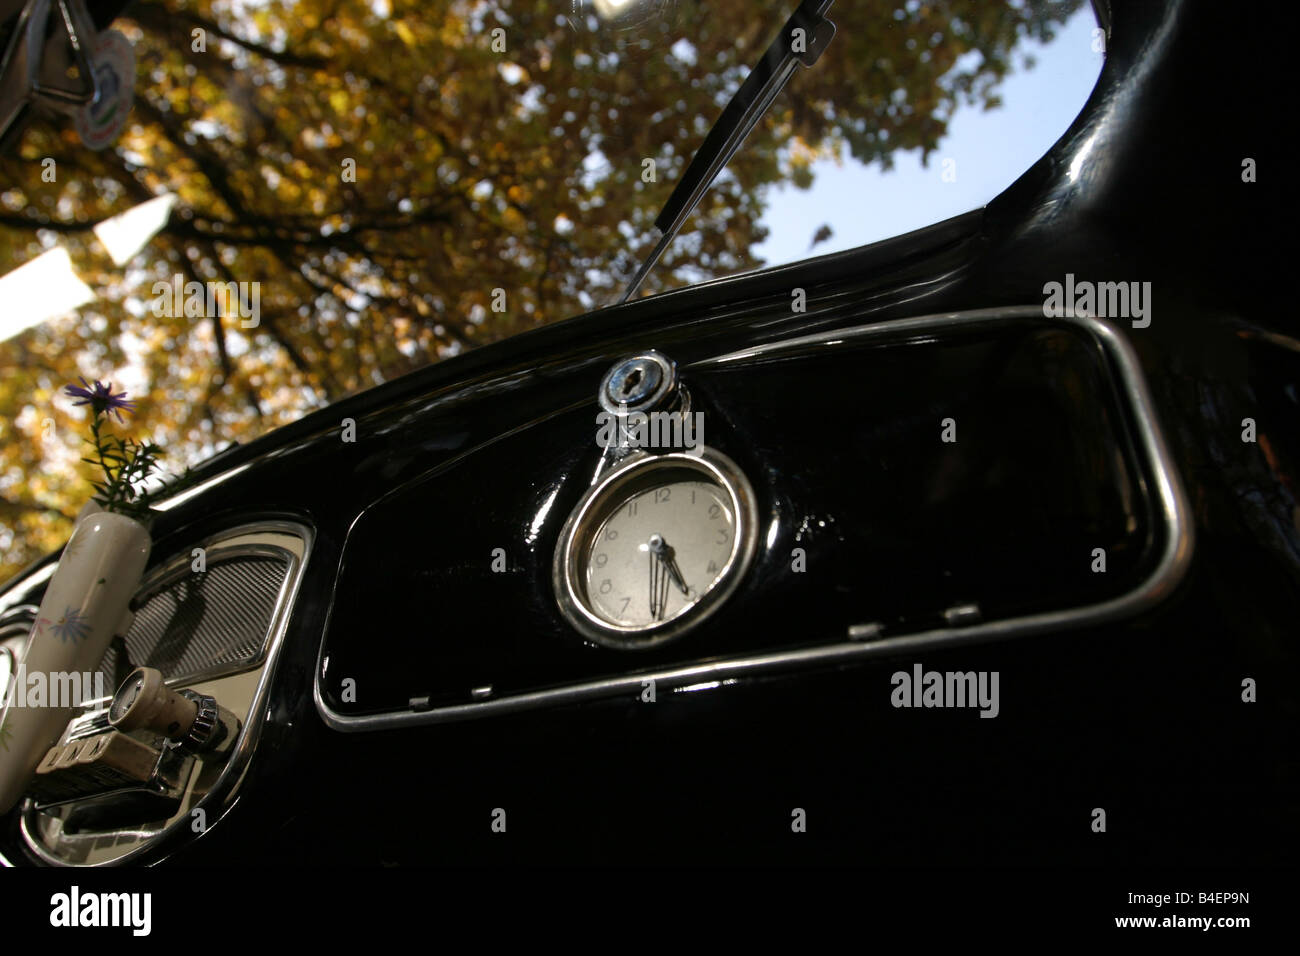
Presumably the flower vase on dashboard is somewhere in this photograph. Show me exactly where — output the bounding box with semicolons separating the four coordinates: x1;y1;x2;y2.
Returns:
0;508;150;812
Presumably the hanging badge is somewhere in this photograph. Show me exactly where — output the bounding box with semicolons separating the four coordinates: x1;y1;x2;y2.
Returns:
73;29;135;151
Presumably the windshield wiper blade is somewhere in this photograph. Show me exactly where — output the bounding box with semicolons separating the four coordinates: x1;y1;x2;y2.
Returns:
618;0;835;304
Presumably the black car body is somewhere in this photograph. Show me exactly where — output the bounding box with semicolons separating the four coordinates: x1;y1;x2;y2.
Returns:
0;0;1294;876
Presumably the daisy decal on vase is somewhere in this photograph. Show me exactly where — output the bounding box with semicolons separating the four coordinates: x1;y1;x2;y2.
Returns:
49;607;92;644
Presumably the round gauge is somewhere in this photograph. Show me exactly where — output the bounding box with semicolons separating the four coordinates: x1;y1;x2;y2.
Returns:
553;449;759;649
108;670;147;725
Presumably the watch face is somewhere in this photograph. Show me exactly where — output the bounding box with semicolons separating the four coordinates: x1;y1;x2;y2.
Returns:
583;477;736;628
109;672;145;724
554;449;758;650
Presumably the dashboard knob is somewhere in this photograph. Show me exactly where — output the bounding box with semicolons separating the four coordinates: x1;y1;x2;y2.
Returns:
108;667;198;740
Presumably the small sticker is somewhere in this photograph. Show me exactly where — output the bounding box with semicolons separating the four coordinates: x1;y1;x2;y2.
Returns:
73;30;135;151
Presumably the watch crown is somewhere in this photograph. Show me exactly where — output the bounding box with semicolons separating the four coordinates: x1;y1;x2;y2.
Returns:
178;691;224;752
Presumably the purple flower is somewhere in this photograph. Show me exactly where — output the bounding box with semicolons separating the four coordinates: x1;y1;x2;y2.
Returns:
65;378;136;423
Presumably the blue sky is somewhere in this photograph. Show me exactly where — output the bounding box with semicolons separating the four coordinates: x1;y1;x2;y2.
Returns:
754;5;1103;266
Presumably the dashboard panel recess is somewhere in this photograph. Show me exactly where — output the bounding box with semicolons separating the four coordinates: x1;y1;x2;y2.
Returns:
315;308;1190;729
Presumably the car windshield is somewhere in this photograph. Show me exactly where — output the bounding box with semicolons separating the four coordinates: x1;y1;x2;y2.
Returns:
0;0;1098;582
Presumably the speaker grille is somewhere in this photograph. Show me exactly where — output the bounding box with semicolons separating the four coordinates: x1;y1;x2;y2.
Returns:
96;549;292;690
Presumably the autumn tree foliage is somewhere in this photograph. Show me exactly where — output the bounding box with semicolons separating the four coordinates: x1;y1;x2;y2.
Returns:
0;0;1081;581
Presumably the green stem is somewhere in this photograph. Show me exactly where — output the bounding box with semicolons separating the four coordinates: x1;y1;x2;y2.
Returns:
83;408;161;519
89;416;118;510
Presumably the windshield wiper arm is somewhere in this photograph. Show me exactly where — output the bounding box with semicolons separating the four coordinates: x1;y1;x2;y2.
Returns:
618;0;835;304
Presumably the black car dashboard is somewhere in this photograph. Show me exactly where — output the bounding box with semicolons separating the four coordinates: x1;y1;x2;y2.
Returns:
0;0;1293;903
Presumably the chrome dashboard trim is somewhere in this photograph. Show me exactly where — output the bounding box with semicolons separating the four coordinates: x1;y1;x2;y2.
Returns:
313;306;1193;732
17;518;314;866
0;565;54;617
0;605;40;626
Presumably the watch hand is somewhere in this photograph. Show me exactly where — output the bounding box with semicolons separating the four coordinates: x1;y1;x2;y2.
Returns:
661;553;690;596
648;543;668;620
648;533;691;596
